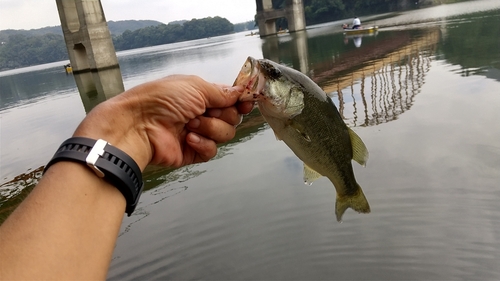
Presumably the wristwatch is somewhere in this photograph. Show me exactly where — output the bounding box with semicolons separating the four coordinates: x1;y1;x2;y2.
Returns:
43;137;144;216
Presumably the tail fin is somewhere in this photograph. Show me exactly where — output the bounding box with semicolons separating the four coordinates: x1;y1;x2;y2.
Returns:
335;185;370;222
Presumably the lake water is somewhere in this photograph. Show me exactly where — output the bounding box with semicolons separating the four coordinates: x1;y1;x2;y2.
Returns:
1;0;500;279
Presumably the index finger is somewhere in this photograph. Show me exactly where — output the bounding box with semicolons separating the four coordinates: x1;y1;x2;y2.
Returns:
199;81;245;109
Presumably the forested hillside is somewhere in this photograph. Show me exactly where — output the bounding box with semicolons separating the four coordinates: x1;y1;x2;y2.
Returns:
107;20;164;35
0;33;67;70
113;17;234;50
0;18;231;70
0;26;63;43
0;19;164;70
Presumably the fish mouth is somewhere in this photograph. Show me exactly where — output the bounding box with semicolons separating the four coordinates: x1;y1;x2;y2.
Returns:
235;57;266;102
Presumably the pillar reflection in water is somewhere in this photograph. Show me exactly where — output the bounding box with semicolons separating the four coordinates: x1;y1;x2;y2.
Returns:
73;68;124;113
261;28;439;128
262;29;309;74
328;29;440;127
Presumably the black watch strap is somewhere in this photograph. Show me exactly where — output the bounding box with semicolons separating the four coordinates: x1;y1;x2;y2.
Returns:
43;137;144;216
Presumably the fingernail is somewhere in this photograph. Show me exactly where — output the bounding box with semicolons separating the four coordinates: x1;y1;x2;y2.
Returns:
188;133;201;143
188;118;201;128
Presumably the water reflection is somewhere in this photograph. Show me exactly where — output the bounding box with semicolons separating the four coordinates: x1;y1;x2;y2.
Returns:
344;31;379;48
0;64;76;111
330;29;439;127
262;30;310;74
73;67;124;113
441;9;500;81
0;167;42;224
261;27;440;128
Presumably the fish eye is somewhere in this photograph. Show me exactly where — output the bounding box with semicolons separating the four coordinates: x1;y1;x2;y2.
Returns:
242;62;252;74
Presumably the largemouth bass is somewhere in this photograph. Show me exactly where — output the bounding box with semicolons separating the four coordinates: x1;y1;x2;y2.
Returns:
234;57;370;221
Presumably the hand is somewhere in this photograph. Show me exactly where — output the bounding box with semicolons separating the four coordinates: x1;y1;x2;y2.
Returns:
73;75;254;170
0;75;255;280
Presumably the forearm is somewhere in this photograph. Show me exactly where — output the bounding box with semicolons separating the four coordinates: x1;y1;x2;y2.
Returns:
0;161;125;280
0;87;150;279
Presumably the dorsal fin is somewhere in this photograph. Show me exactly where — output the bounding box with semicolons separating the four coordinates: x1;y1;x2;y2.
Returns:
348;128;369;167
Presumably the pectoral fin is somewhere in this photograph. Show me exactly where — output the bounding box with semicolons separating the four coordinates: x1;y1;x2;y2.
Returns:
348;128;369;166
303;163;323;186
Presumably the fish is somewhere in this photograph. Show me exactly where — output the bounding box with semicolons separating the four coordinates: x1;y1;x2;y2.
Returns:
233;56;370;222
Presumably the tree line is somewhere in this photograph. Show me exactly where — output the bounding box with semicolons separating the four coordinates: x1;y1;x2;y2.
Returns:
277;0;467;26
113;17;235;51
0;33;67;70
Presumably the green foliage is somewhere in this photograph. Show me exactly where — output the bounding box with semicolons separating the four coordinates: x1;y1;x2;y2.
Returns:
303;0;398;25
107;20;163;35
113;17;234;51
234;21;257;33
0;20;161;44
301;0;464;25
0;18;234;70
0;33;67;70
0;26;63;43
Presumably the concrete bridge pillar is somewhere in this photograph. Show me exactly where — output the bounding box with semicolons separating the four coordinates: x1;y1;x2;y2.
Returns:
256;0;306;38
286;0;306;33
55;0;124;112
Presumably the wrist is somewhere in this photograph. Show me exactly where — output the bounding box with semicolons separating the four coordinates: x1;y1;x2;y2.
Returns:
44;137;144;216
73;93;152;171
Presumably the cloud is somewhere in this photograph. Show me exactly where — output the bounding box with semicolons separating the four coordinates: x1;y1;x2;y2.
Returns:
0;0;60;29
101;0;256;24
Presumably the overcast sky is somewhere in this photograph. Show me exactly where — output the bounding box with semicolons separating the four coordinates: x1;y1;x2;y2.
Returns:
0;0;257;30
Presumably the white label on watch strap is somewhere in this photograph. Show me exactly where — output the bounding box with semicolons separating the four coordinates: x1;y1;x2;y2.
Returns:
86;139;108;178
